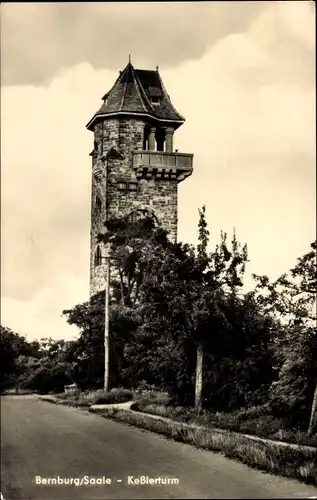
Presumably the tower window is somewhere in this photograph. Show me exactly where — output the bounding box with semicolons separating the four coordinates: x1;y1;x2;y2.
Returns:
95;196;102;213
127;212;137;223
117;181;127;191
155;127;165;152
94;246;102;267
143;126;150;150
128;183;138;191
102;92;109;105
151;97;160;105
127;209;158;225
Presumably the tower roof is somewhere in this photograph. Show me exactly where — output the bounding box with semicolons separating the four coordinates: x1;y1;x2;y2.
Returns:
86;61;185;131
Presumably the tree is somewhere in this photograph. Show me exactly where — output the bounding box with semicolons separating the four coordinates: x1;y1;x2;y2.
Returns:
98;215;169;307
253;241;316;325
138;207;249;410
61;207;277;414
16;338;74;394
62;294;106;389
0;326;19;390
194;210;249;410
0;326;41;391
195;205;210;409
253;240;317;430
97;216;171;384
202;290;276;410
62;290;143;389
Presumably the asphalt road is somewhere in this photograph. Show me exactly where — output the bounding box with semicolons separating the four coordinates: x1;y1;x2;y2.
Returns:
1;395;317;500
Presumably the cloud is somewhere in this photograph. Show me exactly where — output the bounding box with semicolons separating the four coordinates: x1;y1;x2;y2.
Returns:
1;1;315;340
1;275;87;341
1;1;266;86
1;63;113;300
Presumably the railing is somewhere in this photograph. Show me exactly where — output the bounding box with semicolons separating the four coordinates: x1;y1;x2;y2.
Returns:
133;151;193;171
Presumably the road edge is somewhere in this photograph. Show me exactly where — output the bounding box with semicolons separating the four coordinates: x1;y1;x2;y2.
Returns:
88;406;317;489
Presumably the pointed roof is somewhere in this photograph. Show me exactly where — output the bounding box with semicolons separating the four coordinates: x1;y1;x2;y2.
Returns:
86;61;185;131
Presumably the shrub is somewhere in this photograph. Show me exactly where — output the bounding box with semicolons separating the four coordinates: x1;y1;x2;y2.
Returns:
134;390;171;406
94;388;133;405
132;400;317;447
19;366;71;394
55;387;133;406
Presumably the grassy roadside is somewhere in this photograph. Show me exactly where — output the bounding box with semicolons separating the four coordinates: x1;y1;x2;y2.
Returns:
39;395;90;408
39;388;133;408
131;399;317;449
1;389;37;396
36;388;317;485
91;406;317;487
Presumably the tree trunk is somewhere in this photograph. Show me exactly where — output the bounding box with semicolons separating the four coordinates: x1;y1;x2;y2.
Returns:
195;341;203;411
104;258;110;392
308;381;317;436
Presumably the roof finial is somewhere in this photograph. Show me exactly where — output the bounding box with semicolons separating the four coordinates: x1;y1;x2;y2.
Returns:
156;64;159;72
129;54;131;64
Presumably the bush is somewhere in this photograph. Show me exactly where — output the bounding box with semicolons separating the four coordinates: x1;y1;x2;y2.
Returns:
19;365;71;394
134;390;171;406
132;401;317;447
94;388;133;405
55;387;133;406
235;404;272;421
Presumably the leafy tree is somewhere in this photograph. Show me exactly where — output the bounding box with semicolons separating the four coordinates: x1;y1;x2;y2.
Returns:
60;207;278;416
202;291;276;410
16;338;74;394
62;294;105;389
253;241;316;325
253;240;317;430
0;327;73;394
0;326;19;390
62;292;141;389
268;324;316;429
0;326;41;390
138;207;250;410
96;216;171;387
98;215;169;306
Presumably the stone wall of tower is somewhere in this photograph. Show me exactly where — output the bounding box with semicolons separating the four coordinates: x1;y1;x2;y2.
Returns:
136;179;178;241
90;117;179;297
90;153;107;294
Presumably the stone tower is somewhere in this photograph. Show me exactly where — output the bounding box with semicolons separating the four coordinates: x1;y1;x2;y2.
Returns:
87;61;193;297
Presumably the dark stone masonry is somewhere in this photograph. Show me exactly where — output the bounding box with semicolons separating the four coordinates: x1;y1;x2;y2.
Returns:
87;61;194;296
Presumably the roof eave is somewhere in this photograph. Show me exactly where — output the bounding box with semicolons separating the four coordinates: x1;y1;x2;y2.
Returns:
86;112;185;131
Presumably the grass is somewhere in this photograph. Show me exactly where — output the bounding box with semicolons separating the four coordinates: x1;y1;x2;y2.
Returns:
91;406;317;487
53;388;133;407
134;390;170;405
131;398;317;448
1;388;37;395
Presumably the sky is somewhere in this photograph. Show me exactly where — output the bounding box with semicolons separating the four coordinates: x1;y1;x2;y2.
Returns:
1;1;316;342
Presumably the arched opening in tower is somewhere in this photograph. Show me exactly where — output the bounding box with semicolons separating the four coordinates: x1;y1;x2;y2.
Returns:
155;127;166;152
94;246;102;267
127;208;159;226
95;196;102;214
143;125;150;150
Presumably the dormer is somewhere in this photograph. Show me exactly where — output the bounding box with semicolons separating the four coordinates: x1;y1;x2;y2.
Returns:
102;92;109;106
148;86;162;107
151;97;160;106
